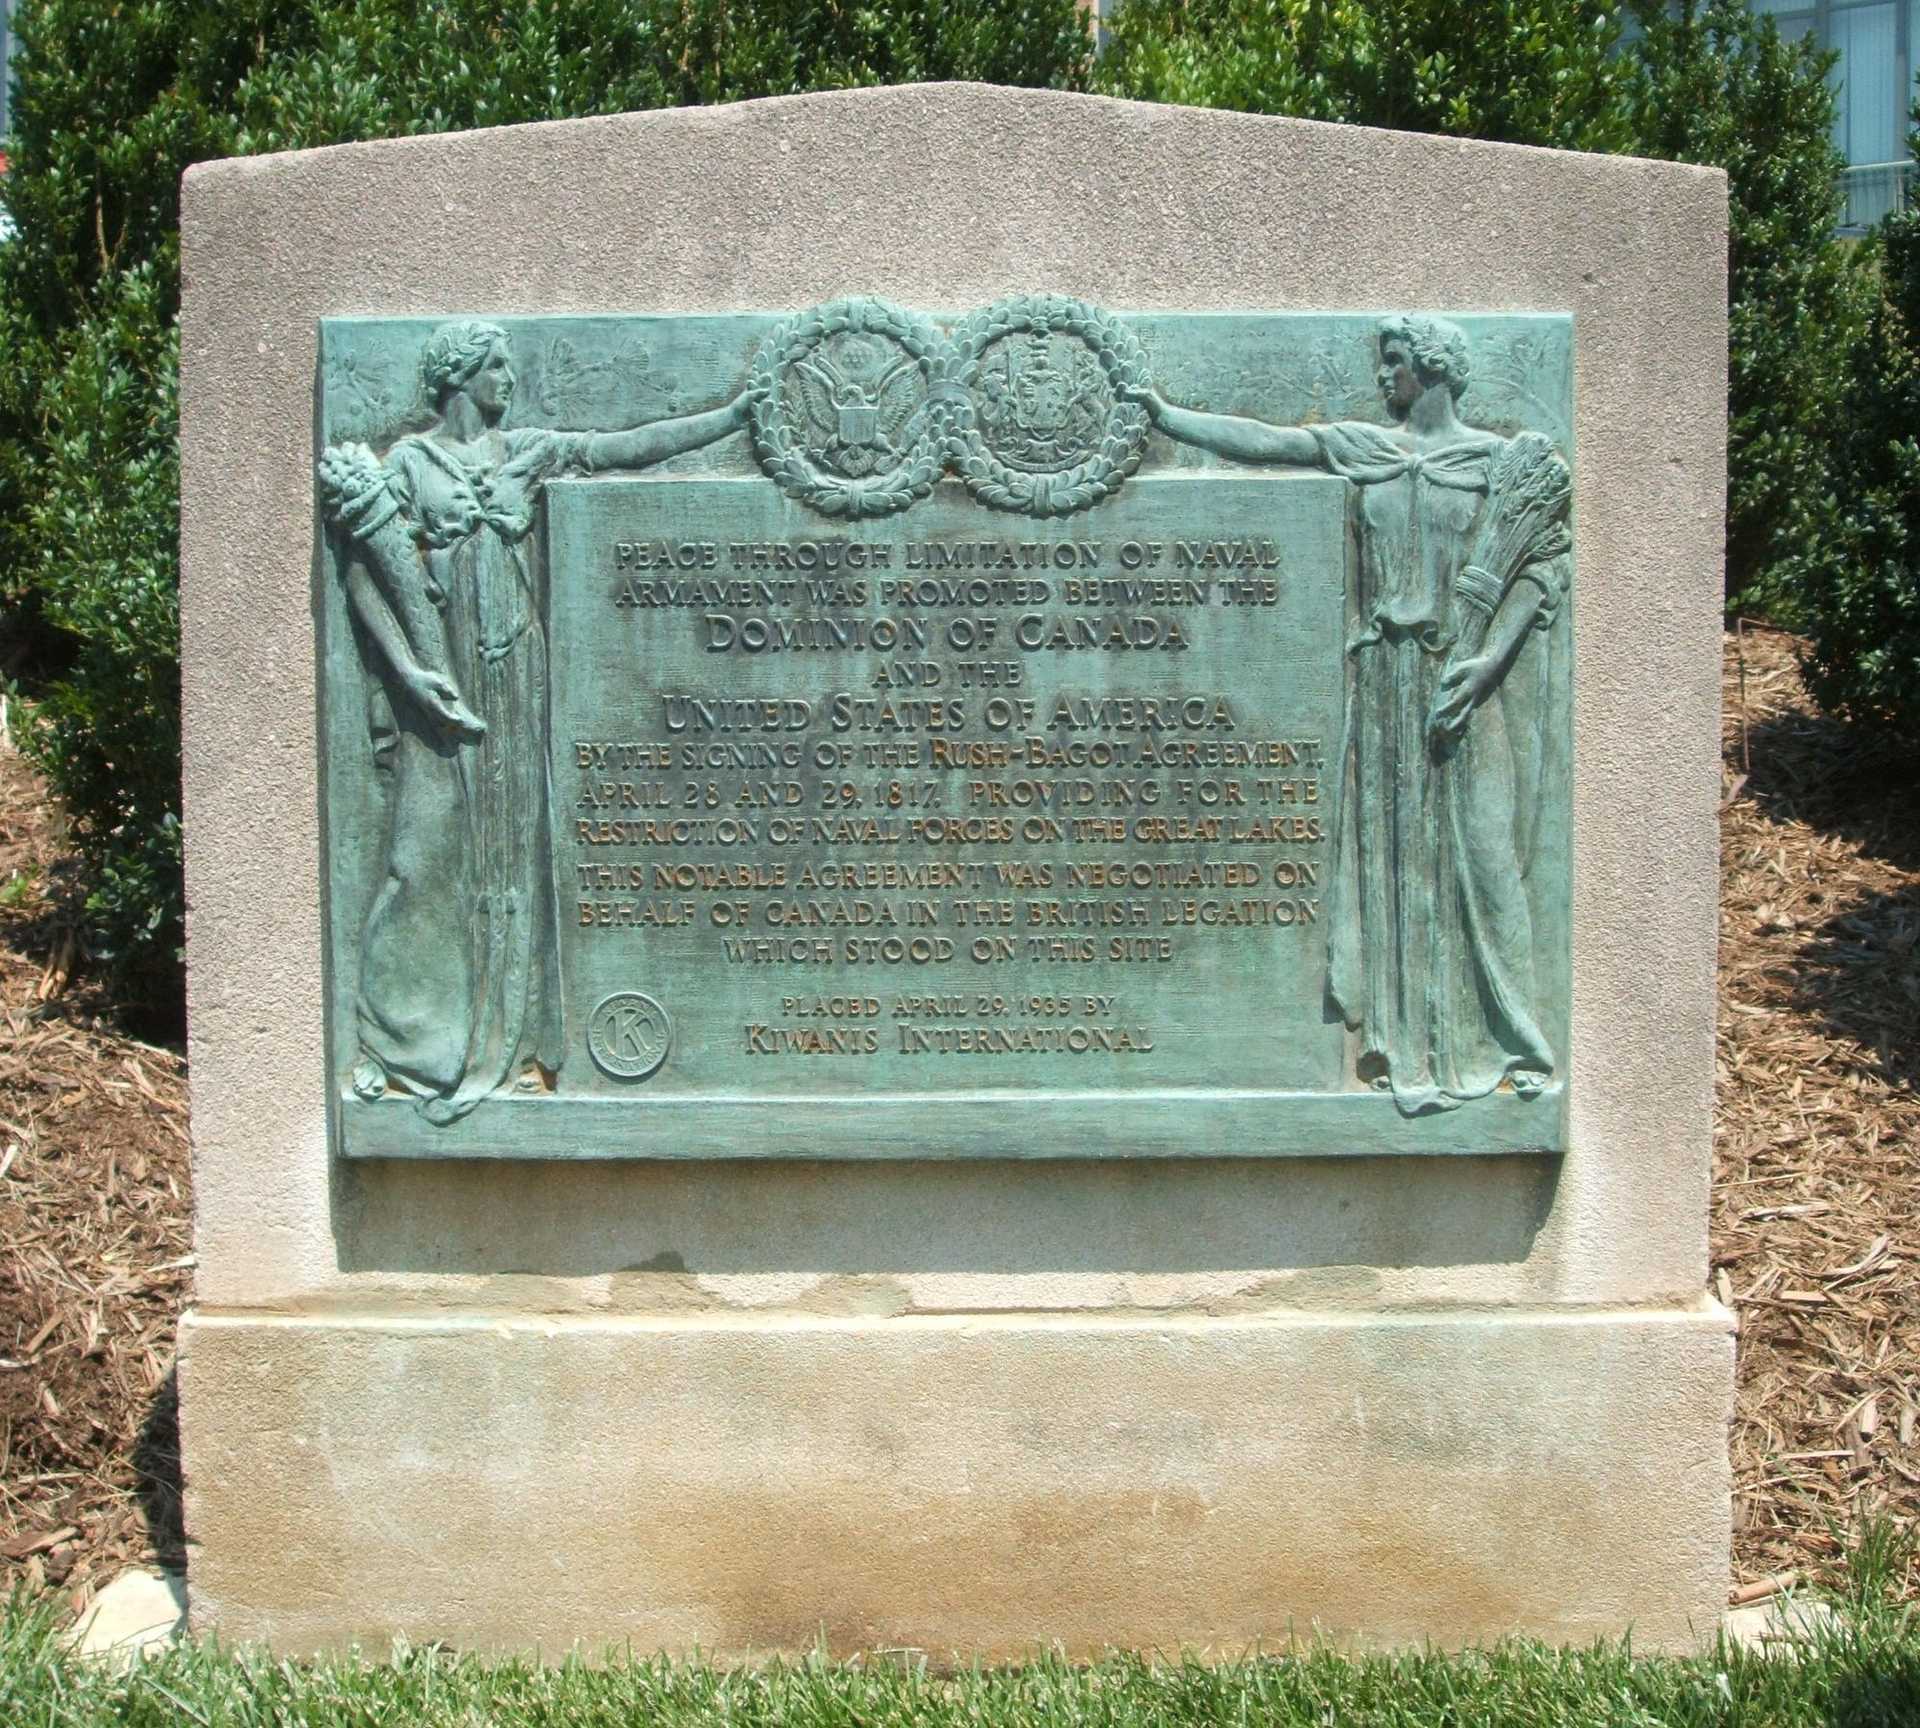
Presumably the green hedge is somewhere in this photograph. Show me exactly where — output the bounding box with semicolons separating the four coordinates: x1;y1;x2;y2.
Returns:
1625;0;1868;618
1795;194;1920;744
0;264;181;981
1093;0;1638;152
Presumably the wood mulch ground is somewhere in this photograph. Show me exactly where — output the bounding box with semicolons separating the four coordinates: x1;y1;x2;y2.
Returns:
0;700;191;1620
0;630;1916;1618
1718;623;1920;1597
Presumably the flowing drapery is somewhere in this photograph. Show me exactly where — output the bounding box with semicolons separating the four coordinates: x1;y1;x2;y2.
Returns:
343;429;592;1121
1311;422;1561;1114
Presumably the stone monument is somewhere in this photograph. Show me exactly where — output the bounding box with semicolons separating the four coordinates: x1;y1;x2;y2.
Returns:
177;84;1733;1653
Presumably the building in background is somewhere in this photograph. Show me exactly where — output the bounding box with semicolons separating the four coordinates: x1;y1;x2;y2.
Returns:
1752;0;1918;225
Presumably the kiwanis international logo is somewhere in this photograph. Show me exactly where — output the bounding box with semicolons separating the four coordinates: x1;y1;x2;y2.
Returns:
587;991;673;1082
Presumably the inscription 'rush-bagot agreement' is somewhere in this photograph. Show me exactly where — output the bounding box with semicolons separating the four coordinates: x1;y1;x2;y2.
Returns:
317;299;1574;1156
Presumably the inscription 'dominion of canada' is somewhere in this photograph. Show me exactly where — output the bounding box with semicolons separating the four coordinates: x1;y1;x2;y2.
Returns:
317;300;1574;1158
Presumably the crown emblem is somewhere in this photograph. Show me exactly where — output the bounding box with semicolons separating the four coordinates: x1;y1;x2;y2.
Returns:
975;329;1110;475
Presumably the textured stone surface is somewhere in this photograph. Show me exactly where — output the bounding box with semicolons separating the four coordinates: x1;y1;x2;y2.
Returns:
177;84;1732;1651
181;1306;1732;1655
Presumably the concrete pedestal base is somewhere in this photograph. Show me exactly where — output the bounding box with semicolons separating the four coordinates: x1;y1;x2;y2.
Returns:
180;1304;1731;1655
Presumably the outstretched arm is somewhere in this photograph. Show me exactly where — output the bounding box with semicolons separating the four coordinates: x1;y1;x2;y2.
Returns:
1130;385;1322;467
585;393;751;473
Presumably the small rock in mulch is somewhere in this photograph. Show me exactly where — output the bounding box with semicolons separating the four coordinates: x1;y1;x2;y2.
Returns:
1723;1593;1843;1653
70;1566;187;1662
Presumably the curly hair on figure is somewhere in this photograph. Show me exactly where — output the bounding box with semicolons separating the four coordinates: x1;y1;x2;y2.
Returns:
1377;314;1471;401
419;319;509;406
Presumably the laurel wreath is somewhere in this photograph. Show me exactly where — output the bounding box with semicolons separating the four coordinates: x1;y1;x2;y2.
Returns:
947;295;1152;517
748;298;958;519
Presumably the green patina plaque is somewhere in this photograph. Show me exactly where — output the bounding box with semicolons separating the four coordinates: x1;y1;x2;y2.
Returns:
316;301;1573;1160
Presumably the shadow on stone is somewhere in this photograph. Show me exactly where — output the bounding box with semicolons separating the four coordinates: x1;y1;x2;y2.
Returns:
135;1367;187;1574
333;1152;1561;1280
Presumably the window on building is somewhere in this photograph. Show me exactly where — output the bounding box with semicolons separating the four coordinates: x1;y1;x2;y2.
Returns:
1744;1;1917;227
1753;0;1819;42
1831;2;1903;163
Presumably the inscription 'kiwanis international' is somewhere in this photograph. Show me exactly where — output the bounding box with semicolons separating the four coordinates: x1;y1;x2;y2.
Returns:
316;296;1574;1157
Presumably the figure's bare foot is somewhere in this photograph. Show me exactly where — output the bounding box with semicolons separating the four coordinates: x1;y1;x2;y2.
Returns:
350;1054;388;1100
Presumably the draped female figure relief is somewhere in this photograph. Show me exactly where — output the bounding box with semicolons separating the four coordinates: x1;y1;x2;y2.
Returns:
1131;317;1571;1115
319;321;750;1122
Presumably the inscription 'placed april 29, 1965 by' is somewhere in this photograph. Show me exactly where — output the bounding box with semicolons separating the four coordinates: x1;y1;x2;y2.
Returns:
316;300;1574;1159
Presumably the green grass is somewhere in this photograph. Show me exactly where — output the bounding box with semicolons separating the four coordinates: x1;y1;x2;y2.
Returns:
0;865;41;910
4;1565;1918;1728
